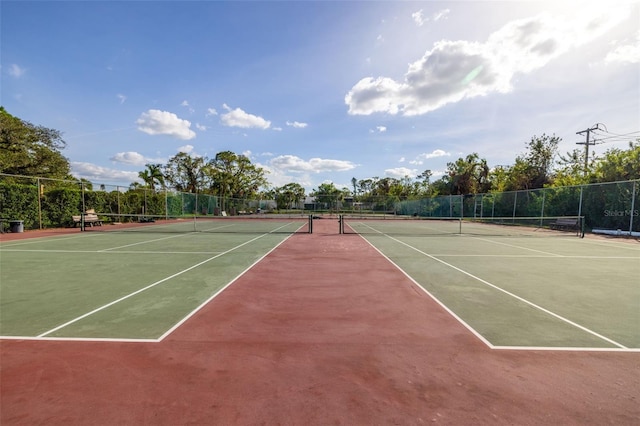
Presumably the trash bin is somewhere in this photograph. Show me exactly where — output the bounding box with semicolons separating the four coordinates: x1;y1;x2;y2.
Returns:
9;220;24;233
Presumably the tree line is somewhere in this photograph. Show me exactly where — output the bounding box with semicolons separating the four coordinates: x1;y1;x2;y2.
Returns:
318;134;639;205
1;107;638;210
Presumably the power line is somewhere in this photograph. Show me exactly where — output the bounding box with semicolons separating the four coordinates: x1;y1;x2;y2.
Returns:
590;129;640;145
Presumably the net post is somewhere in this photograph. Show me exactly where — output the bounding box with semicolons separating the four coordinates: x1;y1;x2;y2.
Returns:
339;215;343;234
81;212;85;232
308;214;313;234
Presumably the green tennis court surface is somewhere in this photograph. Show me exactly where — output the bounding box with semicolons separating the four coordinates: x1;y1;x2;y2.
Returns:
0;229;298;339
1;218;638;350
349;224;639;350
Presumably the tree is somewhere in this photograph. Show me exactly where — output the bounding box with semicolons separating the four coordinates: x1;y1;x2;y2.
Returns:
488;165;510;193
208;151;267;200
0;107;71;179
138;169;153;189
593;141;640;182
311;182;342;210
506;134;560;190
138;163;165;191
553;148;593;187
273;183;306;209
163;152;208;192
357;178;374;197
437;153;490;195
418;169;432;194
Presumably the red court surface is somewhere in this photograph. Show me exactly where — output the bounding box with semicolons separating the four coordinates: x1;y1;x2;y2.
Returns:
1;220;639;425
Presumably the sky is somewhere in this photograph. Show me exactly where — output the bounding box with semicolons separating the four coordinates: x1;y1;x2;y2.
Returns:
2;0;639;192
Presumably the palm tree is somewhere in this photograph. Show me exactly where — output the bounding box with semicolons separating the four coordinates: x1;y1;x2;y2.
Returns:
138;163;165;192
146;163;165;192
138;169;153;189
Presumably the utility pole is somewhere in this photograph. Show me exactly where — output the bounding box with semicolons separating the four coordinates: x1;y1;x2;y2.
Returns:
576;123;604;176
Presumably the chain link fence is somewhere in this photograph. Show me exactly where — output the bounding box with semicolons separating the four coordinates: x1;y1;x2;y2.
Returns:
396;180;638;234
1;173;638;235
0;174;268;231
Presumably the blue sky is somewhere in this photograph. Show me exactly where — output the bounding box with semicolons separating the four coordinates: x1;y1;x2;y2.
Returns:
2;0;639;192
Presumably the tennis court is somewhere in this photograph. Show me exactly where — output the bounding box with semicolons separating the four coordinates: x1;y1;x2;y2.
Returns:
1;215;311;339
1;216;638;424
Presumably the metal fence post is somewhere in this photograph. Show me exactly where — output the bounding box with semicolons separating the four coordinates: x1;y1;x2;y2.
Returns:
629;180;637;234
540;188;546;227
578;186;584;219
37;177;43;229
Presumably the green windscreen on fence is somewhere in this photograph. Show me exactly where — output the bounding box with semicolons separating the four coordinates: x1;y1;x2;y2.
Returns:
0;173;637;236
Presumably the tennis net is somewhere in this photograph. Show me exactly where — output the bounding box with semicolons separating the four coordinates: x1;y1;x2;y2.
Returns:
339;214;584;237
77;213;313;234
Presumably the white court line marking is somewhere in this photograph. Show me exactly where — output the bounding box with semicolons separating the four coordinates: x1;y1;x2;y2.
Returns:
0;232;97;247
470;236;565;257
430;254;639;259
491;345;640;352
356;223;628;350
0;335;158;343
580;238;640;251
36;225;295;338
99;232;198;252
0;249;222;255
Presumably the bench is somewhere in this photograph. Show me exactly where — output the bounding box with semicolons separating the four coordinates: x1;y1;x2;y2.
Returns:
550;218;579;232
72;209;102;228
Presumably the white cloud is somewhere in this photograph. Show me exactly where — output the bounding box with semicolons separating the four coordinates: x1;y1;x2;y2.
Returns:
206;108;218;116
8;64;26;78
269;155;356;173
412;8;449;26
412;9;425;27
71;162;140;184
181;100;194;113
195;123;207;131
110;151;148;166
178;144;194;154
220;104;271;129
432;9;450;22
346;6;629;116
369;126;387;133
408;149;451;165
286;120;308;128
110;151;166;166
136;109;196;140
385;167;418;178
257;163;313;189
117;94;127;104
605;31;640;64
273;127;283;131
